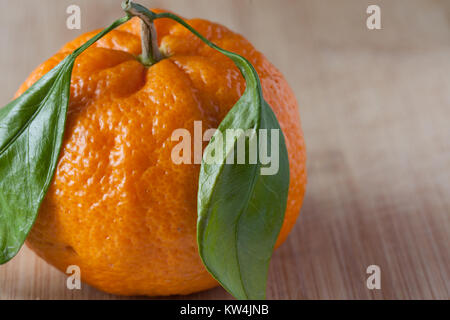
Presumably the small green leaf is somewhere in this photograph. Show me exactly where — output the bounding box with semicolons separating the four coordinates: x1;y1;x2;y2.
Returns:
0;16;130;264
152;12;290;299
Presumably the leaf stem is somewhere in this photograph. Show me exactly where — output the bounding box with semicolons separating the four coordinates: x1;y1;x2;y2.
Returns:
122;0;162;66
72;16;130;59
160;13;261;95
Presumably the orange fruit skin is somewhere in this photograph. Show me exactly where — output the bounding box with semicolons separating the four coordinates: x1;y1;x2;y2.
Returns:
15;12;307;296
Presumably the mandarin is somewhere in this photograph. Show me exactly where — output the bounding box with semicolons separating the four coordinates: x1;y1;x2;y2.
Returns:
15;11;307;296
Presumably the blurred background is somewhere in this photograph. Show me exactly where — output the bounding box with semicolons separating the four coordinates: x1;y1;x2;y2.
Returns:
0;0;449;299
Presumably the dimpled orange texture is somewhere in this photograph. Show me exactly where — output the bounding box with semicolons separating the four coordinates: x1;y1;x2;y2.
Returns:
15;12;307;296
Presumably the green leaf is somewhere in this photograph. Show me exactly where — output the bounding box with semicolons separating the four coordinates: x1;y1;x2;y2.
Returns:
152;12;290;299
0;16;130;264
197;68;290;300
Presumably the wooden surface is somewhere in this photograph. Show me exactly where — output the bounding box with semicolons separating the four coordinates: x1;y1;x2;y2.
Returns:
0;0;449;299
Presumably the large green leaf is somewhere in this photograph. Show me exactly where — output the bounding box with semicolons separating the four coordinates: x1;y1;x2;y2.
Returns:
150;11;290;300
197;71;290;300
0;16;130;264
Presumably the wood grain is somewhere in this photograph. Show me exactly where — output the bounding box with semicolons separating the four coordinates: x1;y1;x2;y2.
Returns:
0;0;449;299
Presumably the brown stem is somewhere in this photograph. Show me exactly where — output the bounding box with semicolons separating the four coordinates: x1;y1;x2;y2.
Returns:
122;1;162;66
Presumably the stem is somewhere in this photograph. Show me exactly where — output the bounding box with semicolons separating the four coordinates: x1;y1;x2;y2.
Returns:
122;1;162;66
120;1;260;94
154;12;221;53
153;12;261;94
72;16;130;59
